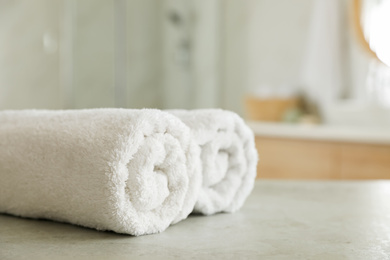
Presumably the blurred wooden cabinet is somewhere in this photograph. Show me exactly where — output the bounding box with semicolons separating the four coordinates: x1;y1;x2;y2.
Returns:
255;136;390;179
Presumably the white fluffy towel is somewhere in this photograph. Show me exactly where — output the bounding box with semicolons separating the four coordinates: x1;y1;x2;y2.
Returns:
0;109;201;236
169;109;258;215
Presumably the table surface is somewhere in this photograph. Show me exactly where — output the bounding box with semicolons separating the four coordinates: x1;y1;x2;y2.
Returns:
1;180;390;260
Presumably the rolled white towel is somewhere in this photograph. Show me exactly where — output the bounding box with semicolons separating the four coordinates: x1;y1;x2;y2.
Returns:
0;108;201;236
168;109;258;215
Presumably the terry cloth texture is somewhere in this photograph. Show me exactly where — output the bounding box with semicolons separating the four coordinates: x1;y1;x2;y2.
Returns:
168;109;258;215
0;109;201;236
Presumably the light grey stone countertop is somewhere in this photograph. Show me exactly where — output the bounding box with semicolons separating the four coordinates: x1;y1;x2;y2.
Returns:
1;180;390;259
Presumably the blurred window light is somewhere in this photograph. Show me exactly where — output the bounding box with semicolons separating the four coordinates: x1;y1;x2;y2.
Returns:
364;0;390;67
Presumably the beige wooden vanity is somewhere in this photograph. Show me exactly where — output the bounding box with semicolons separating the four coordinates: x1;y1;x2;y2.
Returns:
248;122;390;179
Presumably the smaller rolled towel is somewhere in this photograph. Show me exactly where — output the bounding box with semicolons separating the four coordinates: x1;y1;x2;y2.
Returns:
168;109;258;215
0;109;201;236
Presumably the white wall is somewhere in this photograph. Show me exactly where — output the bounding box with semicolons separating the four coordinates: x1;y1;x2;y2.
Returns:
220;0;317;115
220;0;373;117
245;0;314;91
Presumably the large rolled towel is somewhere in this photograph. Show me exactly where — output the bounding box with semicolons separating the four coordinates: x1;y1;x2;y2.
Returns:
168;109;258;215
0;109;201;236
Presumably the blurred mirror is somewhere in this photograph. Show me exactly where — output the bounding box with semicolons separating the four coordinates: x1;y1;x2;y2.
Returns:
353;0;390;67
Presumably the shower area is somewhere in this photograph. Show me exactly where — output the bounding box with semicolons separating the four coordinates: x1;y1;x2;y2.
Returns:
0;0;227;111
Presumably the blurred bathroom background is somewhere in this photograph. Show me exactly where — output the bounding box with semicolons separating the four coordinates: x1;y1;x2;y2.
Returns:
1;0;389;125
1;0;390;180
